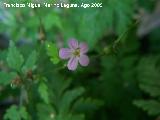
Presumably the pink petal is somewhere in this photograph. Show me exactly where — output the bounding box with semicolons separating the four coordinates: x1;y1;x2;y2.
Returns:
79;42;88;54
59;48;71;59
79;55;89;66
68;39;78;49
67;57;78;71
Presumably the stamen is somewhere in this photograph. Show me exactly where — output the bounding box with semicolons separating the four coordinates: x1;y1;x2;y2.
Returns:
73;48;80;57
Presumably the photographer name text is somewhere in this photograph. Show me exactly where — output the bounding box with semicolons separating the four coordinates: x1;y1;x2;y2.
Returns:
3;2;103;8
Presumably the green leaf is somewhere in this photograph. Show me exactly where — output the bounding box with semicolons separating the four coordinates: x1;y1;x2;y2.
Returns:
73;98;104;113
115;0;134;35
4;105;29;120
46;42;60;64
55;114;85;120
22;50;37;73
137;56;160;97
44;13;62;30
135;56;160;116
106;0;134;35
4;105;21;120
59;87;85;114
37;103;56;120
38;81;49;104
51;78;73;104
0;72;17;85
19;106;29;120
37;104;84;120
7;41;24;71
134;100;160;116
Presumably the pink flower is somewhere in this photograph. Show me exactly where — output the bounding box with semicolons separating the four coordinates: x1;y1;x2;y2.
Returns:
59;39;89;71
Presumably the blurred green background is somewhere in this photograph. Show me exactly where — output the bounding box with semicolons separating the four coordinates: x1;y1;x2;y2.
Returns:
0;0;160;120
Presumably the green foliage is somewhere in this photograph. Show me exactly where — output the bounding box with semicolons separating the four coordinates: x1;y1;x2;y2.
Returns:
73;98;104;112
0;0;159;120
137;56;160;97
54;114;85;120
4;105;29;120
7;41;24;71
59;87;85;114
62;0;135;48
37;103;55;120
22;50;37;73
134;56;160;117
38;81;49;104
51;78;85;114
46;42;60;64
0;72;17;86
0;8;16;29
44;13;62;31
105;0;135;35
38;103;84;120
46;75;102;120
63;0;106;48
134;100;160;116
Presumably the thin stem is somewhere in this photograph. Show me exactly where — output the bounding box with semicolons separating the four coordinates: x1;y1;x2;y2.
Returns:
113;20;140;49
19;85;24;107
92;20;140;59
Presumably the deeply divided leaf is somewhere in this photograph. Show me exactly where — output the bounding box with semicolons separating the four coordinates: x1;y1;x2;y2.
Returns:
7;41;24;71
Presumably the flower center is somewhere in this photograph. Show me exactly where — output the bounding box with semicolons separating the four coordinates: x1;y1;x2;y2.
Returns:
73;48;80;57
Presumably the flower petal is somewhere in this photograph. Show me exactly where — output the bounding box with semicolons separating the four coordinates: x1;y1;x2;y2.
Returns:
59;48;71;59
67;57;78;71
79;55;89;66
79;42;88;53
68;39;78;49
